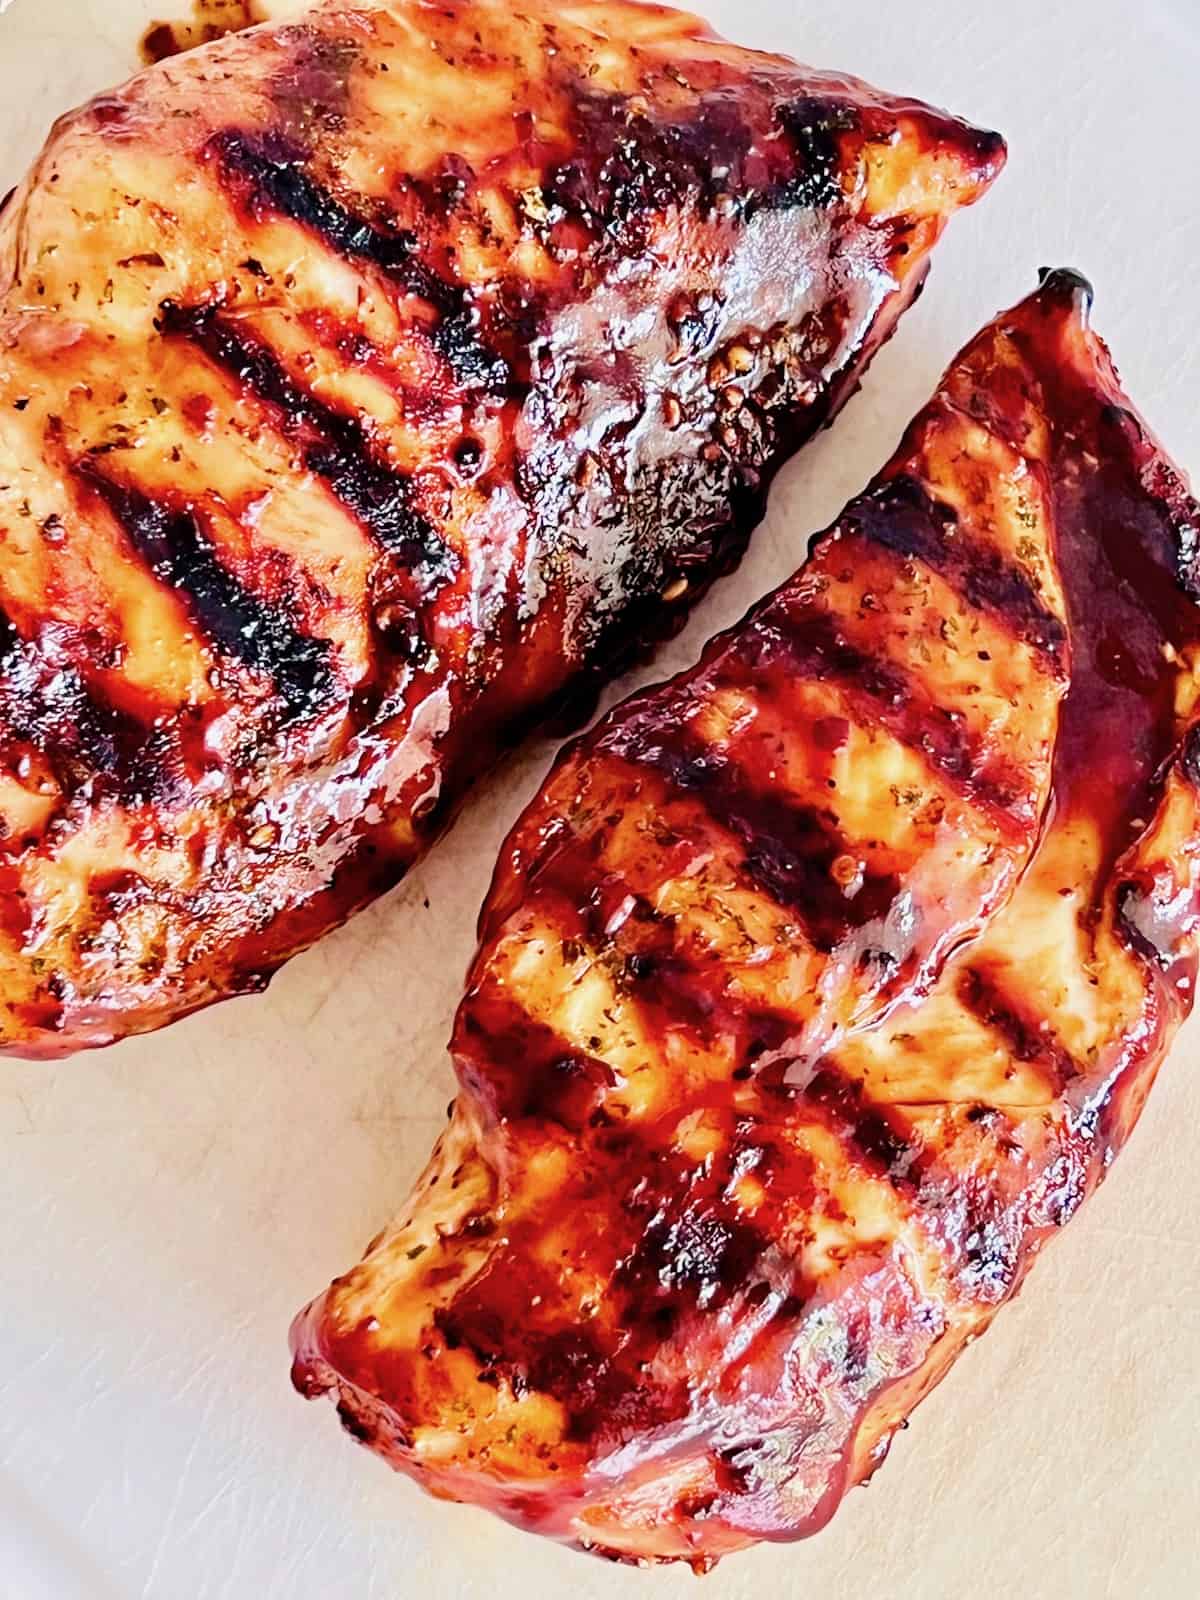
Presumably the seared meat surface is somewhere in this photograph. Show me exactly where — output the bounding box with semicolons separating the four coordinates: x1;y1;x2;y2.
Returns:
0;0;1001;1054
292;272;1200;1567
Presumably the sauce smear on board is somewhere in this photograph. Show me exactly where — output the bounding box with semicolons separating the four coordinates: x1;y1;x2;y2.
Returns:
141;1;264;63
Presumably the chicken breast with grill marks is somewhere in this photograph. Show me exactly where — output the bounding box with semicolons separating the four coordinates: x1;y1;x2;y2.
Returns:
0;0;1002;1054
288;271;1197;1568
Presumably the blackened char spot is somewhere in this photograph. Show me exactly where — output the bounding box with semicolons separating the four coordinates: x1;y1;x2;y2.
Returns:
0;606;20;665
80;468;333;721
604;721;902;951
335;1401;375;1445
803;1067;924;1189
0;603;174;807
612;1143;769;1322
551;86;860;233
849;475;1068;668
1037;265;1095;310
160;304;454;587
1183;726;1200;790
956;1207;1023;1299
637;1205;763;1309
770;99;859;212
211;130;509;394
549;91;754;225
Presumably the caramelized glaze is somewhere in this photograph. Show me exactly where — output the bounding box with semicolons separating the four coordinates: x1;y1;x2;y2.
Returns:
0;0;1002;1054
292;272;1200;1567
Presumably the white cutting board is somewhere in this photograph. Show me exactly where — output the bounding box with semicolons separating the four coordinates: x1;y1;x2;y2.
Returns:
1;2;1199;1596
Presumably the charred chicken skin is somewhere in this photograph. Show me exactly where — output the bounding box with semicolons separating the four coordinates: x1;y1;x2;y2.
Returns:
0;0;1002;1054
292;271;1200;1567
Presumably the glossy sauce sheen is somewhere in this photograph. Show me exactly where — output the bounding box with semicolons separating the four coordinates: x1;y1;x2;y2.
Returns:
291;273;1200;1568
0;0;1002;1054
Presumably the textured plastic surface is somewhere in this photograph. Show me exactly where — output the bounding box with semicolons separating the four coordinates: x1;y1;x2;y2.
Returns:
1;2;1199;1596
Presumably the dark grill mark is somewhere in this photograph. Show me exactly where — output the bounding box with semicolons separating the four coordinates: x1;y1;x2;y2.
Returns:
160;304;455;588
80;468;334;721
524;853;826;1058
737;609;1027;824
957;966;1082;1092
603;720;902;952
0;601;172;807
454;982;616;1131
804;1066;926;1190
849;476;1068;668
525;1323;688;1444
619;1199;764;1313
212;130;509;395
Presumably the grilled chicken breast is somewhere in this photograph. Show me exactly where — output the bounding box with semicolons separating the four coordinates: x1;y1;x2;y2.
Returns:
291;271;1200;1567
0;0;1001;1055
